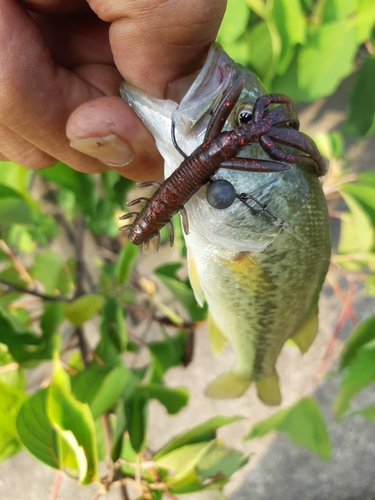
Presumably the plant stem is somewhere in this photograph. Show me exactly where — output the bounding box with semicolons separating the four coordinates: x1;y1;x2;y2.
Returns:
0;279;69;302
120;482;131;500
76;326;89;368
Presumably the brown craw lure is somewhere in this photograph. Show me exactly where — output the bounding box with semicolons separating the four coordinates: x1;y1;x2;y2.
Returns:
119;78;326;251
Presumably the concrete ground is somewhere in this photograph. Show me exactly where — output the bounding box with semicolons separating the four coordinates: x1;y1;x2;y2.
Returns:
1;83;375;499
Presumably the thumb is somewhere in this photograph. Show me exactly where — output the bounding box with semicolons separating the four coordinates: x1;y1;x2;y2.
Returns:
87;0;227;98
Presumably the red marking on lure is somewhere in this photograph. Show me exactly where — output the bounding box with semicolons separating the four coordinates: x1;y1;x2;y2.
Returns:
119;78;326;250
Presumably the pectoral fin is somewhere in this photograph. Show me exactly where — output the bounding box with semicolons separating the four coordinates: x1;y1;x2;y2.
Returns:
205;371;252;399
255;371;281;406
187;250;204;306
207;314;228;354
290;306;319;354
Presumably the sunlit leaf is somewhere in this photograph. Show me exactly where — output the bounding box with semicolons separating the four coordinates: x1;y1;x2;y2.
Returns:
245;397;331;460
266;0;305;75
17;389;61;469
320;0;356;23
33;251;64;295
217;0;250;43
141;384;189;414
63;294;105;326
297;21;357;100
355;0;375;43
0;380;28;462
47;359;99;484
333;344;375;418
340;314;375;369
154;416;243;460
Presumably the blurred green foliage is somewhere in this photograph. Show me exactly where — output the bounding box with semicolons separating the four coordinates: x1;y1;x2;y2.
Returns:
0;0;375;498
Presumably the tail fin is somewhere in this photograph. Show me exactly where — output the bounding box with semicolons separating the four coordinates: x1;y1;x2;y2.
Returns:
205;371;252;399
255;372;281;406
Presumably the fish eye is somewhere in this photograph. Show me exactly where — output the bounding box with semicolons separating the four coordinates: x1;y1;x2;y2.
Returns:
235;104;253;125
206;179;236;209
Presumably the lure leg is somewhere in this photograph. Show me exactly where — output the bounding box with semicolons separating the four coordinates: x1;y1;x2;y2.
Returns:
220;158;291;173
204;78;245;141
127;197;149;207
166;221;175;247
179;206;189;235
119;211;138;220
137;181;162;189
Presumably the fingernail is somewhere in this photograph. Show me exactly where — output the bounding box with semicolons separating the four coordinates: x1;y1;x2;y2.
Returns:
70;134;134;167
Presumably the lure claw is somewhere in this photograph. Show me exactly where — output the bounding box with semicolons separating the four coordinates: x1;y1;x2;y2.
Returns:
127;197;149;207
119;211;138;220
119;223;133;232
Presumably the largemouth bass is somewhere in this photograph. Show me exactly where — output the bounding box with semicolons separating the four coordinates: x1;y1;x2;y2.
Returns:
120;44;331;405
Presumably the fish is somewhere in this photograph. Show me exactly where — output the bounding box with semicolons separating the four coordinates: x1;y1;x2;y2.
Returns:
120;43;331;405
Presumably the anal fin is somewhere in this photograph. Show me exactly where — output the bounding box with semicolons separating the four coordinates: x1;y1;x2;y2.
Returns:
205;371;252;399
256;371;281;406
290;306;319;354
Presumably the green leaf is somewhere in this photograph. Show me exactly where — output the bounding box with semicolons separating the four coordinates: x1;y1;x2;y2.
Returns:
148;331;186;383
0;197;34;225
41;303;64;337
333;344;375;418
154;415;243;460
340;314;375;369
126;392;148;453
33;251;64;295
63;294;105;326
245;397;331;460
37;162;95;216
154;263;206;321
344;57;375;137
297;21;357;100
16;389;61;469
355;404;375;422
320;0;356;23
158;440;248;494
0;314;54;363
100;298;127;353
266;0;306;75
47;359;99;484
217;0;250;43
246;22;273;81
141;384;189;414
355;0;375;43
0;380;28;462
338;182;375;254
71;361;136;419
115;241;138;285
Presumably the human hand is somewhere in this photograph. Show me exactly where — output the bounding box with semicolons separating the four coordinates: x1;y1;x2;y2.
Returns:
0;0;226;180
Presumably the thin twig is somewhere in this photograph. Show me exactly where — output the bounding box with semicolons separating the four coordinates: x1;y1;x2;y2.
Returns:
120;482;131;500
0;362;19;374
0;239;34;285
76;326;89;368
74;215;86;298
0;279;69;302
49;471;62;500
